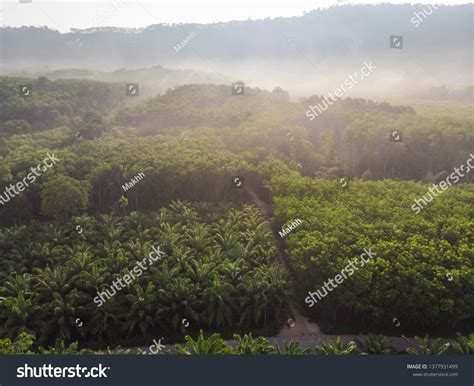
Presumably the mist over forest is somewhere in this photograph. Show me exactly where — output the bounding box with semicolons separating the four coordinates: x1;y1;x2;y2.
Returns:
0;1;473;360
1;4;473;98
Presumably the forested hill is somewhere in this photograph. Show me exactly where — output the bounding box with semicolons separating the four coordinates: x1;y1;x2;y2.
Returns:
2;5;471;65
1;4;472;95
0;77;472;226
4;67;230;97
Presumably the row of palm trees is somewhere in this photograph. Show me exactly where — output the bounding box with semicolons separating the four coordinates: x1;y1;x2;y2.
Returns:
2;331;473;355
175;332;474;355
0;201;291;348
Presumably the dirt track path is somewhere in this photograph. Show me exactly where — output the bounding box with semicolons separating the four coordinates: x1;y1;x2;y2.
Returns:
244;187;322;337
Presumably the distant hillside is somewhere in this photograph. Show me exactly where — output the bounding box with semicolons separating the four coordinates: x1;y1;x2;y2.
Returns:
5;66;230;97
1;4;472;97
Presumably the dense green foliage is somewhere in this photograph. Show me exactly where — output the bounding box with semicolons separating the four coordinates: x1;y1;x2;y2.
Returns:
0;76;472;353
0;203;289;347
0;79;472;228
269;176;474;334
0;76;126;133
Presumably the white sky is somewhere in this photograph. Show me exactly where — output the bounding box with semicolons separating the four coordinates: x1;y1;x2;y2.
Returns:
0;0;471;32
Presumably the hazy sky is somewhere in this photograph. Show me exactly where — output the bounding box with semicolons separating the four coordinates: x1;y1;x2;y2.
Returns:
1;0;470;32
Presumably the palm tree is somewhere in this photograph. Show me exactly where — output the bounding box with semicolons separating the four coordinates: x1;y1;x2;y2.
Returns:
255;265;290;324
451;334;474;354
40;224;67;244
169;200;199;224
49;290;83;343
73;262;105;297
357;334;396;354
184;260;216;288
32;266;82;344
316;337;359;355
119;195;128;217
88;299;122;343
233;334;277;354
0;332;36;354
159;223;182;255
1;274;31;298
202;275;234;329
148;260;180;289
30;242;56;268
7;244;34;275
276;341;312;355
404;335;450;355
33;266;76;300
0;291;41;339
242;233;273;262
239;277;269;328
226;208;245;229
157;278;198;331
175;330;233;354
211;218;238;241
214;232;242;260
172;246;193;267
100;241;129;273
124;283;156;336
220;258;247;285
124;239;145;260
98;214;125;242
184;223;211;254
65;251;94;276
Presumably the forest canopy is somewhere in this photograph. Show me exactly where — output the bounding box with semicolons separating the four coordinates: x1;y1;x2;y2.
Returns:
0;76;472;352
